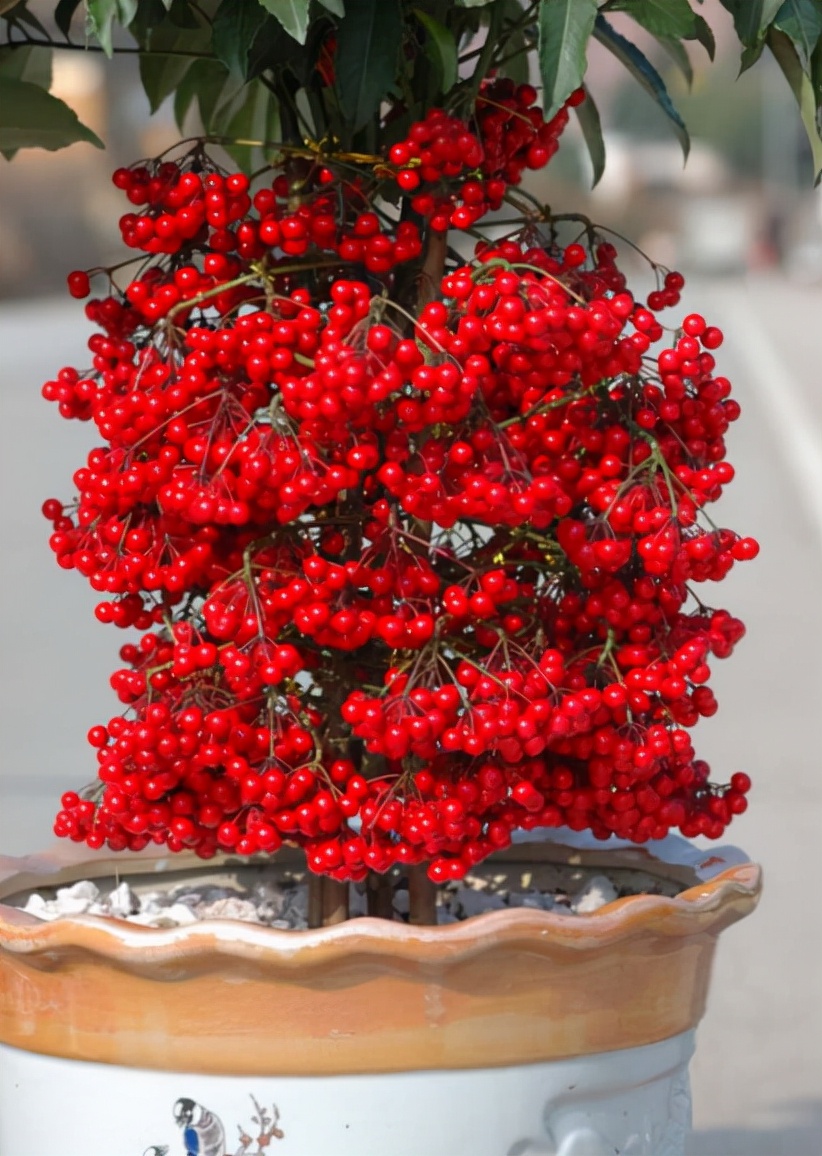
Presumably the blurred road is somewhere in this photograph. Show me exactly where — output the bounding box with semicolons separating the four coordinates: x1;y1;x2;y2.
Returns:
1;276;821;1155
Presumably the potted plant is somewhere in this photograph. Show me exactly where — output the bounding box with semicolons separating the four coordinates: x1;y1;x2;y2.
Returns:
4;0;816;1151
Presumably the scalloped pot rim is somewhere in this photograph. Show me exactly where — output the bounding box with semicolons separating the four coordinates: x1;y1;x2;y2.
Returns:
0;835;762;964
0;836;762;1074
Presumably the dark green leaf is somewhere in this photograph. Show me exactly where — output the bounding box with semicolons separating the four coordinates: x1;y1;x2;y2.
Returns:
692;15;716;56
653;34;694;86
741;39;767;69
574;84;606;185
245;15;297;81
415;9;458;93
0;76;104;152
768;26;822;180
129;0;171;40
774;0;822;72
173;57;229;131
316;0;345;13
336;0;403;132
87;0;139;57
209;76;282;172
0;44;51;88
212;0;268;77
136;7;211;111
594;14;690;158
605;0;700;39
538;0;598;118
256;0;311;43
140;52;195;112
3;2;47;33
167;0;200;26
53;0;84;36
718;0;784;47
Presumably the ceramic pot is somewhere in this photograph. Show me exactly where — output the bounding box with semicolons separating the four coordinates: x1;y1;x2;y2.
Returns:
0;834;760;1156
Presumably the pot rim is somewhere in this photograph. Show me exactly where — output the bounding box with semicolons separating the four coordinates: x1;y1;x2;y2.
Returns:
0;832;762;968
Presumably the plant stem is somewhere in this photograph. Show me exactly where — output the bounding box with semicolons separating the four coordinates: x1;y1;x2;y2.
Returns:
308;875;350;928
366;872;395;919
407;865;437;925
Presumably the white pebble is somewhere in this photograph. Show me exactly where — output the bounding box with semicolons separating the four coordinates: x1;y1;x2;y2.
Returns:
195;897;261;923
57;880;100;903
571;875;619;914
22;894;59;920
54;895;95;916
107;881;137;917
163;902;199;925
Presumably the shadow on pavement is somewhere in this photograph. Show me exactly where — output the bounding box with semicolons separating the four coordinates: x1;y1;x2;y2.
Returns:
688;1098;822;1155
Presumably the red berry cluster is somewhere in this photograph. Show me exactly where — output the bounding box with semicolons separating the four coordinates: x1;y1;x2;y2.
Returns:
389;80;580;231
49;137;756;882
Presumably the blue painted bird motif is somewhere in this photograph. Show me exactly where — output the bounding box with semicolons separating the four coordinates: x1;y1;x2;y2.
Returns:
173;1098;227;1156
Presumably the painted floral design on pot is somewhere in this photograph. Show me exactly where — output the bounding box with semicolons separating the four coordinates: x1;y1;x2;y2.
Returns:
144;1096;283;1156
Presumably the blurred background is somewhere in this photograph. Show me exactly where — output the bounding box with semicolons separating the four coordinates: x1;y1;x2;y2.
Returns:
1;1;821;1153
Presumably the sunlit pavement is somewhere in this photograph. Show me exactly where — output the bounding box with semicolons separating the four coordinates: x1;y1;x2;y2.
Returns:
1;277;820;1155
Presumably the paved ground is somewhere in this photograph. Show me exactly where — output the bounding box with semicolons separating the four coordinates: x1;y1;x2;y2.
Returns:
1;277;821;1155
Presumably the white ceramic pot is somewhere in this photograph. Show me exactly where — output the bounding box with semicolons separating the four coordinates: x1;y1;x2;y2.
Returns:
0;835;760;1156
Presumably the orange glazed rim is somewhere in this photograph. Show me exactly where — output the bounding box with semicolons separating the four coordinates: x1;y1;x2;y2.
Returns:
0;836;762;968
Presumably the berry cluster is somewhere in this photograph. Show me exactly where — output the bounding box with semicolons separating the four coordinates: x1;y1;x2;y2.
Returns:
389;80;580;231
48;126;756;882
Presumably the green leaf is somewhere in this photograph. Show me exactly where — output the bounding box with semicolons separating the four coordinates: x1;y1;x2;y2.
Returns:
209;76;282;172
136;8;211;112
0;44;51;88
0;76;103;153
456;0;497;6
0;39;47;157
173;56;228;131
53;0;84;35
212;0;269;77
316;0;345;13
692;14;716;57
415;9;458;93
594;14;690;158
336;0;403;132
245;15;298;81
741;39;767;69
167;0;199;23
574;84;606;185
605;0;700;39
86;0;139;57
774;0;822;72
768;26;822;181
2;2;47;33
139;51;195;112
538;0;598;118
129;0;172;39
256;0;310;43
718;0;784;47
653;34;694;86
